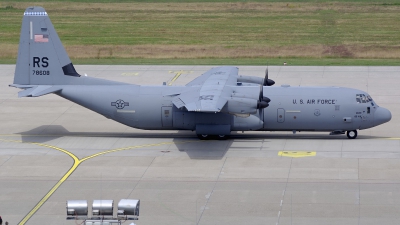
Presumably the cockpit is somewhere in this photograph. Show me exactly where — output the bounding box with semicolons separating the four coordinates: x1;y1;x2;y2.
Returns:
356;94;375;106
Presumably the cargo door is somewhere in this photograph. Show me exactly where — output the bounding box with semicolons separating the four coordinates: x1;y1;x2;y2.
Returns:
277;108;285;123
161;106;173;127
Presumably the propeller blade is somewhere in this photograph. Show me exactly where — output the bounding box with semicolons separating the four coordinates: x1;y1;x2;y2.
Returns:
263;67;275;86
258;84;270;118
263;68;269;86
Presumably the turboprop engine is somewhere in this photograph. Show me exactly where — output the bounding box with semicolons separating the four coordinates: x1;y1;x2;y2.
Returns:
224;85;271;115
237;68;275;86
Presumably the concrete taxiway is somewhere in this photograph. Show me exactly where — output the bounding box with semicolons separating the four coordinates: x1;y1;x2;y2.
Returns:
0;65;399;225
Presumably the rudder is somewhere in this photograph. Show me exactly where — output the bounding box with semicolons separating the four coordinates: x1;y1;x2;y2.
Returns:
14;6;80;85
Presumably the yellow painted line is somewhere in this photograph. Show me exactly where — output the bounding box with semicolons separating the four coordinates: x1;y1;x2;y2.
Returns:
168;71;183;85
168;70;192;85
121;72;139;76
80;141;197;162
19;151;80;224
0;139;80;225
0;138;200;224
278;151;316;158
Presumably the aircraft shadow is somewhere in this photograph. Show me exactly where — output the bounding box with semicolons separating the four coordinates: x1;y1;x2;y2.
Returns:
17;125;233;159
17;125;385;160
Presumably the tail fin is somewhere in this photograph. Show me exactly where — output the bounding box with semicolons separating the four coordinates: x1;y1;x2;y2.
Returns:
14;6;80;85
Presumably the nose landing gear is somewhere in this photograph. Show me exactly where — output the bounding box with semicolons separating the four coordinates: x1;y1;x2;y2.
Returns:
346;130;358;139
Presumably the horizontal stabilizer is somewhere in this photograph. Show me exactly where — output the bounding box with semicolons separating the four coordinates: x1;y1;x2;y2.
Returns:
10;85;62;97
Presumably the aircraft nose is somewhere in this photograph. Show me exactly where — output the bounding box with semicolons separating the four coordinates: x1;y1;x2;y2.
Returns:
374;107;392;126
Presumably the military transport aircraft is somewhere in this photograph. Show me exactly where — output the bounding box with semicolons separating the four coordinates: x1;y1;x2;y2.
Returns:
10;7;391;139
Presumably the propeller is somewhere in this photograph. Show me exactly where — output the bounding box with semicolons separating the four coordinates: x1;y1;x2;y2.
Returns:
257;88;270;109
263;67;275;86
257;67;273;119
257;85;271;118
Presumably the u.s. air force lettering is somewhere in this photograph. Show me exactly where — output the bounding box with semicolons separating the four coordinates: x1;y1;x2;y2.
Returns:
293;99;337;105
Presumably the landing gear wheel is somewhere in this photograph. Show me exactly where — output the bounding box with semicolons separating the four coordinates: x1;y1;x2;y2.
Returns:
197;134;209;140
217;135;228;140
346;130;358;139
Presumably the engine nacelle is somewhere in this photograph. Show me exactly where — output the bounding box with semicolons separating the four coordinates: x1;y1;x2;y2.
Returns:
237;75;275;86
237;75;264;85
225;97;258;114
231;85;260;99
232;114;264;131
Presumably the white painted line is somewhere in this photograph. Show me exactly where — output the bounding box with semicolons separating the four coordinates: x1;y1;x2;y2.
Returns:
30;21;33;40
117;110;136;113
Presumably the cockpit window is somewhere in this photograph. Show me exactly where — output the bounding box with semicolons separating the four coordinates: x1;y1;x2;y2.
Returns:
356;94;373;103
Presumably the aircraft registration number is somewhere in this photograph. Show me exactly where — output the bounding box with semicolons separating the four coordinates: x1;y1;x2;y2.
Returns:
32;70;50;75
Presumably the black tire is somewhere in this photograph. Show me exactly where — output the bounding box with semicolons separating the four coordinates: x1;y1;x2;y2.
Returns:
346;130;358;139
217;135;229;140
197;134;209;140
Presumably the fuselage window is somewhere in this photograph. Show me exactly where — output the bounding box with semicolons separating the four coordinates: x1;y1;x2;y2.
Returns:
356;94;362;103
362;95;367;103
356;94;372;104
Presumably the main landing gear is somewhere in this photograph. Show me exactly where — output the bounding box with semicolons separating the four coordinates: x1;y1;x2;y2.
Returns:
197;134;228;140
346;130;358;139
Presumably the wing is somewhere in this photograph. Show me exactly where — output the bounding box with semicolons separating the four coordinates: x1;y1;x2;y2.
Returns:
173;66;238;112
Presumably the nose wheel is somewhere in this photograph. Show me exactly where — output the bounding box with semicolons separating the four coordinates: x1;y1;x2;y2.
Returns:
346;130;358;139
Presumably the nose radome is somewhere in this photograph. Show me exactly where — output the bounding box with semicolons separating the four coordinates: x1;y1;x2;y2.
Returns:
374;107;392;126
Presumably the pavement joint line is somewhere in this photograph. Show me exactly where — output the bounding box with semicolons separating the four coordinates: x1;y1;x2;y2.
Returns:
0;138;200;225
277;158;293;225
157;192;194;222
340;139;344;158
196;156;227;225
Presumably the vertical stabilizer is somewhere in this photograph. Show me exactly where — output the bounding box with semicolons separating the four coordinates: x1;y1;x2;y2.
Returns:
14;6;80;85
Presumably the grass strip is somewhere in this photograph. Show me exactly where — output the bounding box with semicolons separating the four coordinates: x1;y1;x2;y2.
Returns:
1;2;400;65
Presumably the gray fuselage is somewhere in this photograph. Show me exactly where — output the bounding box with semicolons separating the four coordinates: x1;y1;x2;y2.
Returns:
57;84;389;133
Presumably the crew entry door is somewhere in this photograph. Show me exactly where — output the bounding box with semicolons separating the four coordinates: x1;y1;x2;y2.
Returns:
277;108;285;123
162;106;173;127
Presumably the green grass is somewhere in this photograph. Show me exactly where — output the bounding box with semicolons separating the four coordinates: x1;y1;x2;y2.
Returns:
1;1;400;65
